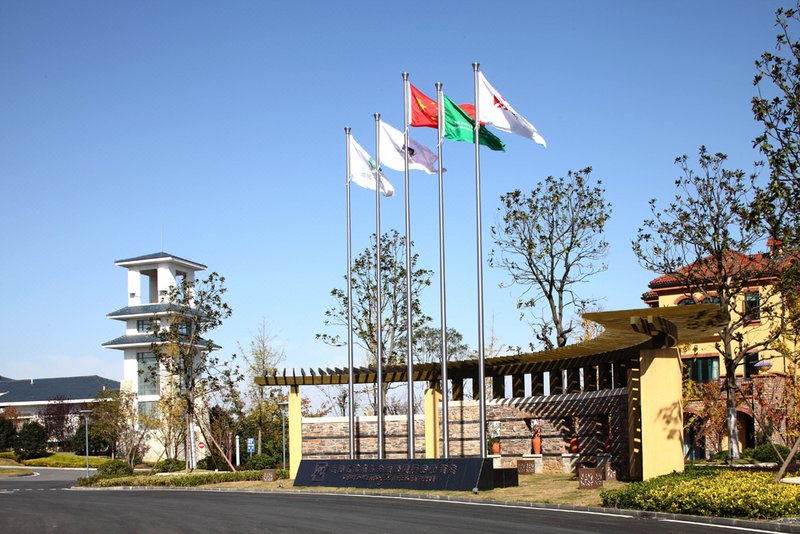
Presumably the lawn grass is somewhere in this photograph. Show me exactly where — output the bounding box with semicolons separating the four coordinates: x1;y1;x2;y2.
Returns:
23;452;110;468
202;473;626;508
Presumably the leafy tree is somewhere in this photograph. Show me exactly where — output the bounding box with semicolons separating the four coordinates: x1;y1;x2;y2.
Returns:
0;417;16;451
491;168;611;350
238;320;285;455
633;147;783;460
71;420;112;456
150;387;186;460
90;389;150;464
150;272;241;471
317;230;432;413
752;2;800;249
413;326;470;365
38;396;74;451
14;421;47;459
751;1;800;481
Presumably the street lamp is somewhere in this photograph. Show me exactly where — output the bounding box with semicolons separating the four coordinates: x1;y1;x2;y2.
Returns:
79;409;92;479
278;401;289;470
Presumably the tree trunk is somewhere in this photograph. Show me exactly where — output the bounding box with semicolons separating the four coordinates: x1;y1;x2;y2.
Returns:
194;413;236;472
725;370;740;460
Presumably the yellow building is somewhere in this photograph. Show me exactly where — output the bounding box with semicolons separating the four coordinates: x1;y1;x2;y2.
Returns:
640;241;793;456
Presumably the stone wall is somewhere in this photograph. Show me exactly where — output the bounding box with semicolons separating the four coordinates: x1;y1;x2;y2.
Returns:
301;388;630;478
302;415;426;459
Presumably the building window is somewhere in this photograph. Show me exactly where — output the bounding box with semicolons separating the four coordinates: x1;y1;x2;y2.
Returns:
136;319;152;333
137;352;160;395
744;291;761;322
744;352;759;379
677;297;696;306
686;357;719;384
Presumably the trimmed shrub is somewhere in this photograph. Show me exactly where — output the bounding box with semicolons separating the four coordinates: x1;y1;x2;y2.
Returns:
78;469;266;488
97;459;134;477
243;454;276;470
747;443;792;463
13;421;48;460
154;458;185;473
601;466;800;519
0;419;16;451
276;468;289;480
0;451;19;461
23;452;108;468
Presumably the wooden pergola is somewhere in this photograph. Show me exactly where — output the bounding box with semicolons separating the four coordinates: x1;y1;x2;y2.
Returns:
254;305;727;388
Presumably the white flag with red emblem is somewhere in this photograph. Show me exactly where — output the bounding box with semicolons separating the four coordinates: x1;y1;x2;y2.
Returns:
476;72;546;147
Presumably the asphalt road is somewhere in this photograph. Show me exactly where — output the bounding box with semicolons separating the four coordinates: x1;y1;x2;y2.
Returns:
0;470;791;533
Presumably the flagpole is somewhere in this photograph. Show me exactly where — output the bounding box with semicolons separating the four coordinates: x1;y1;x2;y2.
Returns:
345;127;356;460
436;82;449;459
374;113;385;460
472;62;487;458
402;72;415;459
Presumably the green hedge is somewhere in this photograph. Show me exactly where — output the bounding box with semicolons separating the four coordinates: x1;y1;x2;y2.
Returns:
601;467;800;519
78;469;267;488
23;452;109;468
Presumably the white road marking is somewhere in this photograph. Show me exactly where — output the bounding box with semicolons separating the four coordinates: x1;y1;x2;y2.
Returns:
659;519;784;533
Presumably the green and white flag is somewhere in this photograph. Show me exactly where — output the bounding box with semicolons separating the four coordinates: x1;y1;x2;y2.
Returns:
442;94;505;152
349;137;395;196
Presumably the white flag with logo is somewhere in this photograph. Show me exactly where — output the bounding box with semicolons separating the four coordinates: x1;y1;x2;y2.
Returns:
349;137;395;196
378;121;441;174
477;72;546;147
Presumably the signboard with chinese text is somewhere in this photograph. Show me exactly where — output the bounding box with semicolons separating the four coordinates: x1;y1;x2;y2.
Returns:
294;458;514;491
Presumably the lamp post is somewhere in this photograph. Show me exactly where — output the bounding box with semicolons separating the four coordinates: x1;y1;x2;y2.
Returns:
79;409;92;479
278;401;289;470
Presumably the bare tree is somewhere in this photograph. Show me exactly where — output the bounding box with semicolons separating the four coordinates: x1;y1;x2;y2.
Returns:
491;168;611;350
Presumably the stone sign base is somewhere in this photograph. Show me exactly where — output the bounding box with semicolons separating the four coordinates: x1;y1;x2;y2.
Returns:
294;458;518;492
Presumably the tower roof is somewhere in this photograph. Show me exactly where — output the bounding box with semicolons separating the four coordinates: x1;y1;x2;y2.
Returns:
115;252;206;271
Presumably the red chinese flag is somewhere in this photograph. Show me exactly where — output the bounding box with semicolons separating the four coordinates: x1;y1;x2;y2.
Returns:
408;84;438;128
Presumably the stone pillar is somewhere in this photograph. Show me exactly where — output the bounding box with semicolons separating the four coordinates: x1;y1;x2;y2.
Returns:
288;385;302;479
424;387;441;459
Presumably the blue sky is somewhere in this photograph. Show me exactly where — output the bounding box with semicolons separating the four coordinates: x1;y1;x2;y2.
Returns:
0;1;783;382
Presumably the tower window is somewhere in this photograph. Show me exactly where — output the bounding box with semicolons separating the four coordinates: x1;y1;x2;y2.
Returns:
136;352;160;395
136;320;152;333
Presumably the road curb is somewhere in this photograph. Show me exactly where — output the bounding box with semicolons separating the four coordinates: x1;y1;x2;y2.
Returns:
70;484;800;532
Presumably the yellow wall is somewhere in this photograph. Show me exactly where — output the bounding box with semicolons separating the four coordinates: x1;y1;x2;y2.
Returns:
637;348;685;480
288;385;302;479
655;287;788;375
424;387;441;459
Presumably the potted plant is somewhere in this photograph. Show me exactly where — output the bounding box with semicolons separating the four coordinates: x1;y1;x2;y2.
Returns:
531;419;542;455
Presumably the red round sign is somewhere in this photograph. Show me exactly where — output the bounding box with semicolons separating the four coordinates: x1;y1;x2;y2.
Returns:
198;442;205;449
